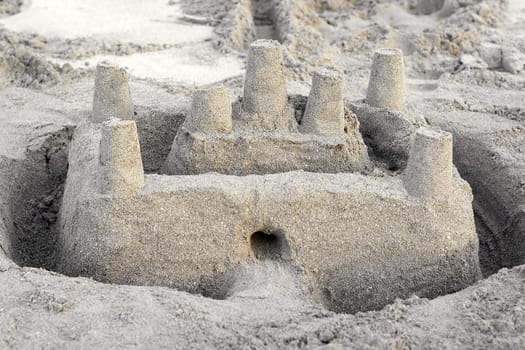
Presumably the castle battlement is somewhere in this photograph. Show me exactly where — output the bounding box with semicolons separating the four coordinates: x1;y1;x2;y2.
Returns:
57;41;481;313
163;40;369;176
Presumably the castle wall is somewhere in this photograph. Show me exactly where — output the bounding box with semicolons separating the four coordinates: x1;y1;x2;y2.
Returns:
366;48;406;111
58;121;481;313
164;128;369;175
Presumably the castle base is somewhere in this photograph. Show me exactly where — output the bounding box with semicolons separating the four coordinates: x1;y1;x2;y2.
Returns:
58;121;481;313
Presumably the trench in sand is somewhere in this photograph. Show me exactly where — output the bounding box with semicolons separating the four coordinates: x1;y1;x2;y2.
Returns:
251;0;280;41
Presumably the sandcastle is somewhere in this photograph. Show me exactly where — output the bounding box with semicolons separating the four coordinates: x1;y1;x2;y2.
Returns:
57;40;481;313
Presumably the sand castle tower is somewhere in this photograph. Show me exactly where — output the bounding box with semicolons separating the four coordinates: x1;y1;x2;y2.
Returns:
92;61;134;122
403;128;453;199
299;68;345;136
366;48;406;111
183;86;233;135
99;119;144;197
242;39;287;129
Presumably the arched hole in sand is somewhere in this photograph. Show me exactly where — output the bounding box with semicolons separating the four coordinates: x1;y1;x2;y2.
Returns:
250;230;291;260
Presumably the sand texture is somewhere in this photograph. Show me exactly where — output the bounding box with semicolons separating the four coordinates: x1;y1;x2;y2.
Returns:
0;0;524;348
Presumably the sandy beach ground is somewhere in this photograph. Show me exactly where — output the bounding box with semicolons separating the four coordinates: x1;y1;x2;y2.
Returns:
0;0;524;348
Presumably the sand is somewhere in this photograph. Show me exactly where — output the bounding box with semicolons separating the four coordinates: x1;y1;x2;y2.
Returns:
48;43;245;85
0;0;244;86
0;0;213;45
0;0;524;348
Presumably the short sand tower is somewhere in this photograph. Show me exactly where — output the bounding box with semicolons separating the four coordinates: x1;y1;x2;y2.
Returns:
183;86;232;135
243;39;287;124
366;48;406;111
403;127;453;199
99;119;144;197
92;61;134;123
300;68;345;136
